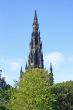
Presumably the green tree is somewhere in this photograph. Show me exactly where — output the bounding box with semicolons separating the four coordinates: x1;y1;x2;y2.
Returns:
9;68;55;110
0;85;11;110
50;81;73;110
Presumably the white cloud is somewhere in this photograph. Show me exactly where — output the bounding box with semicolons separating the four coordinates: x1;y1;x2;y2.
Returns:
44;52;73;83
0;58;24;86
44;51;65;68
10;62;20;71
0;58;24;71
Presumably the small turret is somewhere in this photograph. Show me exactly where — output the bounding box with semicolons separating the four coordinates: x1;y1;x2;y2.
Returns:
40;42;42;50
38;31;40;41
50;63;53;73
0;70;2;78
20;66;23;79
0;74;1;80
25;62;28;70
20;66;23;73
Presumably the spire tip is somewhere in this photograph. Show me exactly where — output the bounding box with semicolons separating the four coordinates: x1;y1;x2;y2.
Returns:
35;10;37;16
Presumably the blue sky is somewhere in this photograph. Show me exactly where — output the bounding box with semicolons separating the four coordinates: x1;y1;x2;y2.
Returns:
0;0;73;86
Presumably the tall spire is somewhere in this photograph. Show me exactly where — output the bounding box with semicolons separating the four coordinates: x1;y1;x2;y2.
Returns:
26;11;44;69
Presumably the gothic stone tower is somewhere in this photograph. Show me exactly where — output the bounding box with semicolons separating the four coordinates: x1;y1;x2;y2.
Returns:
25;11;44;69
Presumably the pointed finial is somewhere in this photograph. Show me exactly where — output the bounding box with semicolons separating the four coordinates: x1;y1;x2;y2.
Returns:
0;74;1;79
39;30;40;36
0;69;2;74
25;62;28;70
40;41;42;50
20;66;22;73
20;66;23;79
34;10;38;21
34;10;37;19
0;69;2;79
50;63;53;73
38;30;40;42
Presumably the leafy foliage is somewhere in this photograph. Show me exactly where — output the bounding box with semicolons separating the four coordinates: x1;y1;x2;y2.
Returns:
49;72;54;85
0;86;11;110
9;68;55;110
50;81;73;110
